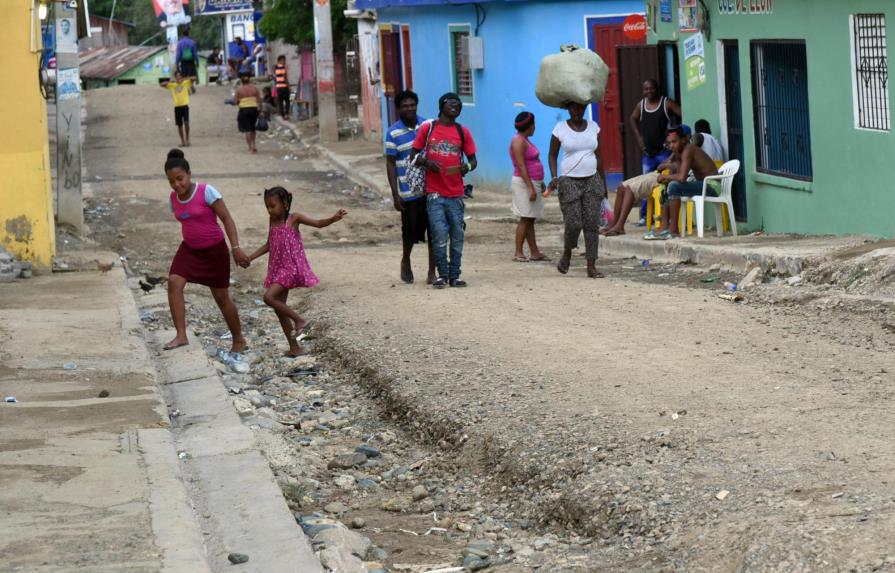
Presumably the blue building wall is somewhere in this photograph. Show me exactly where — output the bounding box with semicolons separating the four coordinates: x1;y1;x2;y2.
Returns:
372;0;643;188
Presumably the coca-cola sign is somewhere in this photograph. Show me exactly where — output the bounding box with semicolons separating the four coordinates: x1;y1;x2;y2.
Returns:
623;14;648;40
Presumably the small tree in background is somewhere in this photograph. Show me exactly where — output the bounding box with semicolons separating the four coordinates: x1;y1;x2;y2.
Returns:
259;0;353;47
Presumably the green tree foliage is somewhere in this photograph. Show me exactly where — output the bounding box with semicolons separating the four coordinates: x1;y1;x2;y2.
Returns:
258;0;354;48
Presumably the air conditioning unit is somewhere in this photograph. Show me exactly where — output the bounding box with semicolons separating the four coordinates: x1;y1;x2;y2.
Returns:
461;36;484;70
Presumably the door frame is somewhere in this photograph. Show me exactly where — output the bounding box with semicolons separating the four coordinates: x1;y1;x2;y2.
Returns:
720;39;748;221
583;13;643;124
584;13;644;186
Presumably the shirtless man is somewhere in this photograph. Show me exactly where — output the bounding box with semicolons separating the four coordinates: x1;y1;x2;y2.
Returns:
655;125;719;236
600;151;677;236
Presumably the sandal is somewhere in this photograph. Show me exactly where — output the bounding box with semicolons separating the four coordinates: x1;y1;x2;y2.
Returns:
513;256;529;263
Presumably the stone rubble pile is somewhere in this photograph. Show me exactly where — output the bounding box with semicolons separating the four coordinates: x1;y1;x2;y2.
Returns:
0;246;32;282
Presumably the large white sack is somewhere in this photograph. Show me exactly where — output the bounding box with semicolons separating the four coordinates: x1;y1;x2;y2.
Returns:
535;45;610;108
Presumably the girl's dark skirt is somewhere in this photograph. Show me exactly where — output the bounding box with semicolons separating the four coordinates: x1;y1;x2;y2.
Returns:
169;240;230;288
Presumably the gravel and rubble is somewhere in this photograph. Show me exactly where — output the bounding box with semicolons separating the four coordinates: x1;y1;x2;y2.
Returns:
0;245;33;282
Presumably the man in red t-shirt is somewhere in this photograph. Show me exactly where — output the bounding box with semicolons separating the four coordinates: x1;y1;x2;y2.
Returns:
409;93;477;289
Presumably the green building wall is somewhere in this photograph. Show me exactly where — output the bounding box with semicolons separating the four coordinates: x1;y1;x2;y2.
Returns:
84;53;207;90
650;0;895;237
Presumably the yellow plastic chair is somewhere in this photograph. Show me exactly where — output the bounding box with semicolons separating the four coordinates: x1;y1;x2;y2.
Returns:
646;182;692;234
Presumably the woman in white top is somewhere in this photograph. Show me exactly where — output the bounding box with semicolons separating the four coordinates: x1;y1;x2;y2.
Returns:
547;102;605;278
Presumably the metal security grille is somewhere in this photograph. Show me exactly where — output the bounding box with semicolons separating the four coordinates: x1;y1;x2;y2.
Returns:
853;14;890;131
452;31;473;97
751;41;813;180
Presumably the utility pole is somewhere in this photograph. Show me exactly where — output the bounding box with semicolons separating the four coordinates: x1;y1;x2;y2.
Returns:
313;0;338;143
55;0;83;231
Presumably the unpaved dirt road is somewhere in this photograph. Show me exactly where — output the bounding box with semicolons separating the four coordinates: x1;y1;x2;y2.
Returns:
84;85;895;571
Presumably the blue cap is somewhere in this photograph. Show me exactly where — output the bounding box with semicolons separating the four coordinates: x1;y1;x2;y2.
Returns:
668;124;692;136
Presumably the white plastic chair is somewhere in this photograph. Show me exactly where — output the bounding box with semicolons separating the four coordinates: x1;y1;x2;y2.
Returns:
681;159;740;238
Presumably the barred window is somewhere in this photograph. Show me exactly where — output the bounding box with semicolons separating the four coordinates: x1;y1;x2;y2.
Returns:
851;14;890;131
450;25;473;101
750;41;813;180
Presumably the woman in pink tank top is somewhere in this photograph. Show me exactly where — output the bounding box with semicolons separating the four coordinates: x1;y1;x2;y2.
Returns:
163;149;250;353
509;112;548;262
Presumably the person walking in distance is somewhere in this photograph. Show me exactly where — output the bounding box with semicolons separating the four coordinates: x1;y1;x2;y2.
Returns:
385;90;436;284
160;70;196;147
175;27;198;94
235;72;261;153
246;187;346;357
509;111;548;262
547;101;606;278
273;55;290;119
628;79;681;223
408;93;477;289
162;149;249;352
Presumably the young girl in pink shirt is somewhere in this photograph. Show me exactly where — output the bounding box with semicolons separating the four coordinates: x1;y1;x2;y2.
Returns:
247;187;346;357
164;149;250;352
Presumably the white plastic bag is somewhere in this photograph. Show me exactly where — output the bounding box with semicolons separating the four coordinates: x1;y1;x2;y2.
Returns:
600;197;615;228
535;45;610;108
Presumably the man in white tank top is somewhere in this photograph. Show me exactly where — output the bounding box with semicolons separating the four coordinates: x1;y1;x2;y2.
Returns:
694;119;726;162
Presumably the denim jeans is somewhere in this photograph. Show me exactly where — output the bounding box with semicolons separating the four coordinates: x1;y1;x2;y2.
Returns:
640;150;672;217
426;194;465;280
667;179;717;198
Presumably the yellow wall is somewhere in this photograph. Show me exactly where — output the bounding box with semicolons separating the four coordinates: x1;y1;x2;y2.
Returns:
1;0;55;267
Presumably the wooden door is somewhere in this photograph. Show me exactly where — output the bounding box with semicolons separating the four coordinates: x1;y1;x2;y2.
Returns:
380;29;403;126
591;22;645;176
617;45;660;179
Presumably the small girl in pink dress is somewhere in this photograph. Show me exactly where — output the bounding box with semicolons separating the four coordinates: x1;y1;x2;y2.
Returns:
247;187;346;356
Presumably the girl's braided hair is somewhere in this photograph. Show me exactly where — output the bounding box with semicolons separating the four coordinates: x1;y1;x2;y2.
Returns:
264;186;293;218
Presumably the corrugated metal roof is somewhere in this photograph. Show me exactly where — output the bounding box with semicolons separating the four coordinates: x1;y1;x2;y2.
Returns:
79;46;166;80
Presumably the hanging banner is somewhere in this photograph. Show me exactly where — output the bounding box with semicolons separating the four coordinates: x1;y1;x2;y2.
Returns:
679;0;698;32
154;0;191;28
660;0;672;23
195;0;253;16
683;33;706;91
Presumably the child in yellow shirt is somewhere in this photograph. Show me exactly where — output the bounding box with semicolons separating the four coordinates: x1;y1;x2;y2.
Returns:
161;71;196;147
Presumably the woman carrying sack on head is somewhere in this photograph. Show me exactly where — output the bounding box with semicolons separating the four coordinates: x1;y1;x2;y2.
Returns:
547;101;605;279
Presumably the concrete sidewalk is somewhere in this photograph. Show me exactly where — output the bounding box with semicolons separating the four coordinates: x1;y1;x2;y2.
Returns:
277;115;875;275
0;249;320;573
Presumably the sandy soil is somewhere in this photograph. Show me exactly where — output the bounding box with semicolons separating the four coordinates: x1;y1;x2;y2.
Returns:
83;85;895;572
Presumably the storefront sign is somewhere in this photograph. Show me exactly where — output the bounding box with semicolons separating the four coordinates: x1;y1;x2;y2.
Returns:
660;0;672;23
718;0;774;15
623;14;648;40
683;33;706;90
679;0;698;32
227;11;255;41
195;0;253;16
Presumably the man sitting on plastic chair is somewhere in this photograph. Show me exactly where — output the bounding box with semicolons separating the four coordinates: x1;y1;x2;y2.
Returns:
648;125;719;240
600;149;677;237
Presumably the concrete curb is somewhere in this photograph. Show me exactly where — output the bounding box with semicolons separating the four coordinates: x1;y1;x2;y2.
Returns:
148;329;323;573
598;234;812;275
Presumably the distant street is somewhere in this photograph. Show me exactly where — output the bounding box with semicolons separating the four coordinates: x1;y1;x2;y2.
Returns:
82;84;895;571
